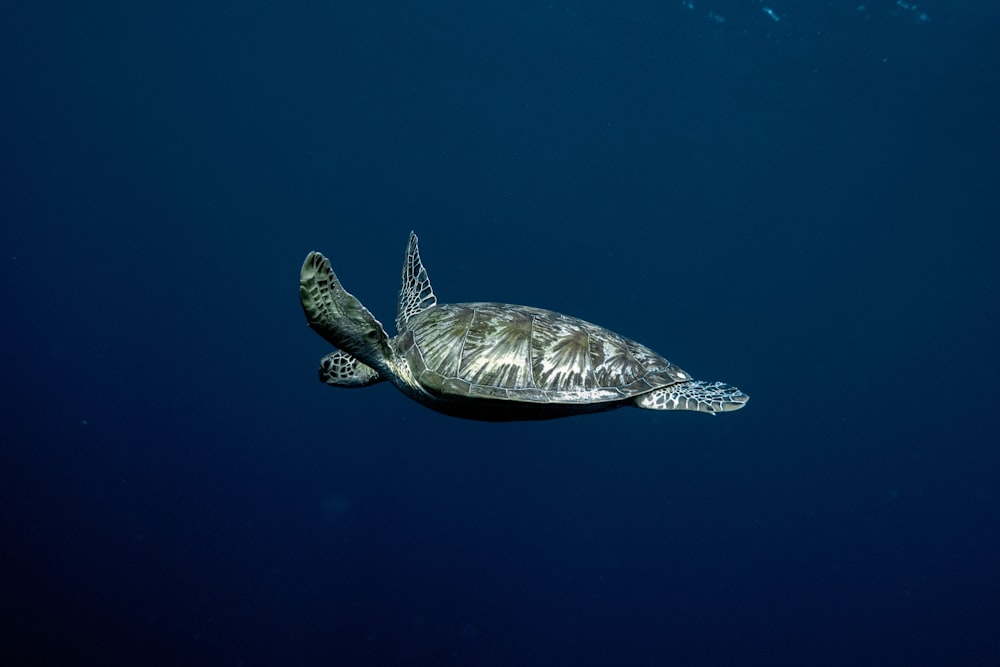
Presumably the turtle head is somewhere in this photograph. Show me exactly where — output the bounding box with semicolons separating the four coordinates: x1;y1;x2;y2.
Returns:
319;350;383;388
300;251;393;373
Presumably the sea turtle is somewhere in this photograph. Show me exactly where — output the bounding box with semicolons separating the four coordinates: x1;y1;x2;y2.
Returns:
299;232;748;421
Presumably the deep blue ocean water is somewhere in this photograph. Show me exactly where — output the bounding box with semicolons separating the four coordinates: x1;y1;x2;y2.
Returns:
2;1;998;665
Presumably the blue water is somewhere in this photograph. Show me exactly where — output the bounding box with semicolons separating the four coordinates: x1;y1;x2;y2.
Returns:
3;2;998;665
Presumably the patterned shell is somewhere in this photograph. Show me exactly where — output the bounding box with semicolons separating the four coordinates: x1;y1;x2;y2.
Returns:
394;302;691;404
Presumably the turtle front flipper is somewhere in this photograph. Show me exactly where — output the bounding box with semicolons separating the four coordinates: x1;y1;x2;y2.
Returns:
319;350;383;388
396;232;438;334
300;251;393;374
636;381;749;414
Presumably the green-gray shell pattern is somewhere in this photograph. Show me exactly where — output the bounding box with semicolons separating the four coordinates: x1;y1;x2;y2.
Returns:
395;302;690;404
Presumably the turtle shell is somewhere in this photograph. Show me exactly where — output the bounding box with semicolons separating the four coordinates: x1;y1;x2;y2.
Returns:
394;302;691;404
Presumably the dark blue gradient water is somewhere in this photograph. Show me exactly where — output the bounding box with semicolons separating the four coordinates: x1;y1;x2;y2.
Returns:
3;2;998;665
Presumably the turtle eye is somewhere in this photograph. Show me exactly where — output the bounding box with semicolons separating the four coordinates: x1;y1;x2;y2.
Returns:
366;330;379;340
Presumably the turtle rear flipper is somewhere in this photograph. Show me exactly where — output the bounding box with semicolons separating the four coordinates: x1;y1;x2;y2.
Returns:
636;381;748;414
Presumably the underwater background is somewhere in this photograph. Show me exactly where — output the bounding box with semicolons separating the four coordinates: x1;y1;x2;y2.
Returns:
2;1;998;665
